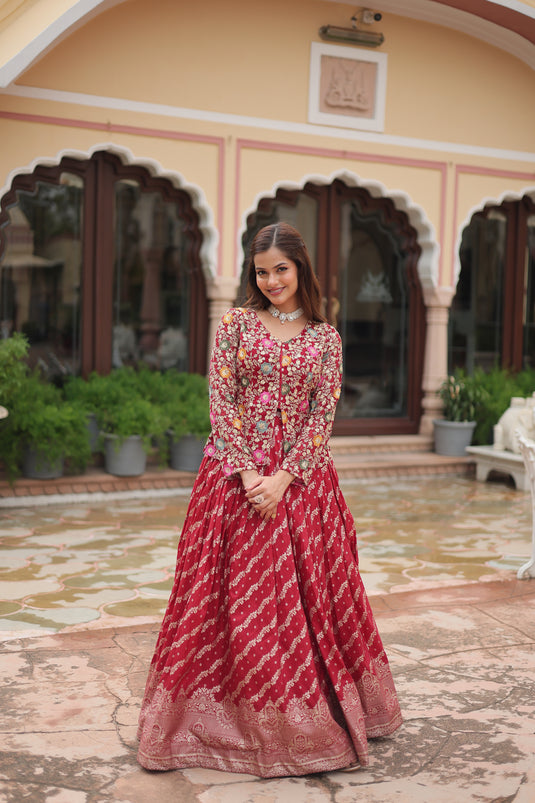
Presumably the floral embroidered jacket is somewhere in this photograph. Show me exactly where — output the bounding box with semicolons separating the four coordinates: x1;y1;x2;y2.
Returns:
204;307;343;485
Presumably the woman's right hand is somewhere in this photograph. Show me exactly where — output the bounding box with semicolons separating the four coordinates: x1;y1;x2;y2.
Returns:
240;469;261;496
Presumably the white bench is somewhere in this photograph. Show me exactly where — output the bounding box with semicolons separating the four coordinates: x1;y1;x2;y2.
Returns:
466;445;529;491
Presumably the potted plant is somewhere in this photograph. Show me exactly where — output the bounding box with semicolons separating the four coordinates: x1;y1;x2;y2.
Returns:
1;368;91;481
434;372;487;456
161;372;210;472
99;394;167;477
62;373;103;452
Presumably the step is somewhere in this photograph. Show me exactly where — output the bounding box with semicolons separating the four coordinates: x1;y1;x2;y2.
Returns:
332;450;474;480
0;436;476;505
0;466;197;504
329;434;433;455
330;434;474;479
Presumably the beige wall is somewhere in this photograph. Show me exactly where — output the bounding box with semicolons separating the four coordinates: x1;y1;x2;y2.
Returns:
0;0;533;290
12;0;535;152
1;0;535;430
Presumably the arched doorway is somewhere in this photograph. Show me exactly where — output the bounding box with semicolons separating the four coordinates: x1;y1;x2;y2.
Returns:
240;179;425;435
0;150;208;379
450;195;535;373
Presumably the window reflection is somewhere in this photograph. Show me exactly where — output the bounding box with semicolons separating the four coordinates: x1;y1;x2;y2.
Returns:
112;181;189;372
0;174;83;378
337;201;408;418
450;213;506;372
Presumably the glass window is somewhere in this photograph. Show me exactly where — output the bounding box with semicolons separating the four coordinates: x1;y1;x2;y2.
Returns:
241;181;423;434
450;212;506;372
0;152;207;379
0;174;83;377
451;198;535;375
113;181;190;372
336;199;409;418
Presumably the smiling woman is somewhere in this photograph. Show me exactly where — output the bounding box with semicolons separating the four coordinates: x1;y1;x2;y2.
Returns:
254;248;300;312
136;222;403;778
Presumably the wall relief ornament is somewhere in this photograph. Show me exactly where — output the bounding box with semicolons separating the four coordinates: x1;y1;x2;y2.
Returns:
308;43;387;132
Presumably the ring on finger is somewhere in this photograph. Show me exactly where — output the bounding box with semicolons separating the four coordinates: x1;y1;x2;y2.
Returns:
254;495;264;504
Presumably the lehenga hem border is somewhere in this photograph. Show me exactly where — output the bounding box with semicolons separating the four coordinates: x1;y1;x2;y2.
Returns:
137;746;358;778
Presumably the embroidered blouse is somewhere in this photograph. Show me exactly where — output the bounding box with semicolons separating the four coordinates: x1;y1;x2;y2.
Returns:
204;307;342;486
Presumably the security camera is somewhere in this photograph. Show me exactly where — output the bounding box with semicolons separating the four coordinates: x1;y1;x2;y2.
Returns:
361;9;382;24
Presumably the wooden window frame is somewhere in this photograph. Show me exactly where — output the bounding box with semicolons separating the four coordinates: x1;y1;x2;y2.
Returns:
242;181;425;436
0;151;208;377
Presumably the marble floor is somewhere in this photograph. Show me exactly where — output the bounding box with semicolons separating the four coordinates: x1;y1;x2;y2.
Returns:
0;476;532;637
0;476;534;803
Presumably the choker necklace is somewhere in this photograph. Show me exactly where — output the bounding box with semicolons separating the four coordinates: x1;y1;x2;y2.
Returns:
268;304;304;324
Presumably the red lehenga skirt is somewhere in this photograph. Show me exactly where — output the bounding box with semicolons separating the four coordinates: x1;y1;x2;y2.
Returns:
137;420;402;777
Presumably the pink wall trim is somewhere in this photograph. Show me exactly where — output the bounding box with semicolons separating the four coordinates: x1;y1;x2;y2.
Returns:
0;109;225;275
455;163;535;182
235;138;448;285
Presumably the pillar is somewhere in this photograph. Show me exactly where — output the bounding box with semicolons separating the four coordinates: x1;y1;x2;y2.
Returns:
419;286;455;436
205;276;241;365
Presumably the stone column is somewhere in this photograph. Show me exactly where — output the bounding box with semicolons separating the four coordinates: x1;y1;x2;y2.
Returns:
205;275;241;366
419;286;455;436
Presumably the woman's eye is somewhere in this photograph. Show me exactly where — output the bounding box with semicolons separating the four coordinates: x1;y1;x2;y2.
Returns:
277;267;287;273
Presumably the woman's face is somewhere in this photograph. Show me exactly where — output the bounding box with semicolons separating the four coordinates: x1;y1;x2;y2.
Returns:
253;246;300;312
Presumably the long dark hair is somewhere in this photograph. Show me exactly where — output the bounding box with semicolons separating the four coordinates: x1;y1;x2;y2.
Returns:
244;222;326;323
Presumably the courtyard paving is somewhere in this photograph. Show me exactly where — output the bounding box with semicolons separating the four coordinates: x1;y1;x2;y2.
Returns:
0;476;534;802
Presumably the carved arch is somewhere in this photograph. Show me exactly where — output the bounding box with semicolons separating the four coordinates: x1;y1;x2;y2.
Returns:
0;143;218;281
238;169;439;289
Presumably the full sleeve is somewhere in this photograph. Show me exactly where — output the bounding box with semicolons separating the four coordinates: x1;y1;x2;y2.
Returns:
281;328;343;485
206;310;257;476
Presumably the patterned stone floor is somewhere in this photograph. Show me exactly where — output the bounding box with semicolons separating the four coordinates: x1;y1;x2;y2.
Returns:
0;476;532;636
0;476;534;802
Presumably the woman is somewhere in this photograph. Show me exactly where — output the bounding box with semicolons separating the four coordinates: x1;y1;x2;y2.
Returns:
137;222;402;777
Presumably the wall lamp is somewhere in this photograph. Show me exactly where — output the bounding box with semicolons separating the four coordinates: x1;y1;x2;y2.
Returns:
319;9;384;48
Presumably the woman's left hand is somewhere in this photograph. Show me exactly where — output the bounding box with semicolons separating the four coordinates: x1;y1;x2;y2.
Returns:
245;470;294;520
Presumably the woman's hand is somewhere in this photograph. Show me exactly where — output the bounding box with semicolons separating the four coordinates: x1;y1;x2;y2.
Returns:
244;470;295;520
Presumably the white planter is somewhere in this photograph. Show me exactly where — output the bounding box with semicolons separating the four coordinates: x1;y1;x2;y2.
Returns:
433;419;476;456
104;434;146;476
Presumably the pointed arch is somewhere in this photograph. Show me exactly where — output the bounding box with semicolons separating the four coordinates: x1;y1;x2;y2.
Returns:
238;169;440;289
453;183;535;288
0;142;219;281
0;143;215;375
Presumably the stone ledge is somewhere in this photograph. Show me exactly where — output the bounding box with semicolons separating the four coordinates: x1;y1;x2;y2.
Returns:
0;465;197;501
0;446;475;505
466;445;527;491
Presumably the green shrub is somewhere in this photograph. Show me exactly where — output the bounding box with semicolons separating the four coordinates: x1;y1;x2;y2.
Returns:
466;365;535;445
159;372;210;440
0;333;29;408
1;369;90;481
438;371;488;423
